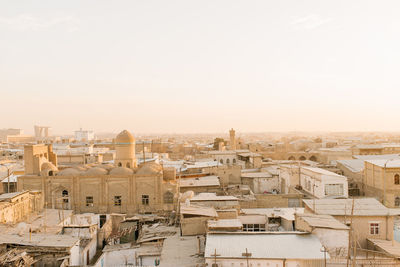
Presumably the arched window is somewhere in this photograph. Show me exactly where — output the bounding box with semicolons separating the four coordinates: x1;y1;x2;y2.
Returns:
233;159;236;164
395;197;400;207
126;163;130;168
49;170;54;176
118;162;122;167
220;159;223;164
395;174;400;185
164;191;174;204
62;190;69;203
226;159;230;164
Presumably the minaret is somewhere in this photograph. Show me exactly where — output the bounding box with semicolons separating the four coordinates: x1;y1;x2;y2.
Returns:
229;128;236;150
115;130;137;168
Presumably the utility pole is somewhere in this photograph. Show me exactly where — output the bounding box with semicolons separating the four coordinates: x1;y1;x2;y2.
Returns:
211;249;220;266
242;248;252;267
346;198;355;267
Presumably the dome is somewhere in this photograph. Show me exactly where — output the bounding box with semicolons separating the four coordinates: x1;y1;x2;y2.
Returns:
115;130;135;144
136;162;162;175
41;162;58;171
73;166;87;171
109;167;134;176
83;167;108;176
58;168;81;176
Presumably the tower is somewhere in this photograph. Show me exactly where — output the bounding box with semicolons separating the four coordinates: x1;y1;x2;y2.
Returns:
115;130;137;168
229;128;236;150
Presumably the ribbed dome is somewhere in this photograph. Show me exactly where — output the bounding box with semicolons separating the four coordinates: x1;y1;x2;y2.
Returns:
110;167;134;176
83;167;108;176
41;162;58;171
58;168;81;176
136;162;162;175
115;130;135;144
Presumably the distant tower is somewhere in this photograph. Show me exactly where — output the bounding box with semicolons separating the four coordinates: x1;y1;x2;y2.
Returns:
229;128;236;150
115;130;137;168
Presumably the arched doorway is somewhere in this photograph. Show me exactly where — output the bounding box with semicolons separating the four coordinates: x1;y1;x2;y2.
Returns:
299;156;306;161
309;155;317;162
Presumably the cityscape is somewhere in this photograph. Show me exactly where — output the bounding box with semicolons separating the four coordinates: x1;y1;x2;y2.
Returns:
2;0;400;266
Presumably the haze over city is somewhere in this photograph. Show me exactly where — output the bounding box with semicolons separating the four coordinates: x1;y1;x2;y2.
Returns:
2;0;400;134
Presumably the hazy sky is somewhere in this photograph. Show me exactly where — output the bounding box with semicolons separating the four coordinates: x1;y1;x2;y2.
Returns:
1;0;400;134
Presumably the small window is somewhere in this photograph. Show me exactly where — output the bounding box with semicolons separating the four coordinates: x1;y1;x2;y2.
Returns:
233;159;236;164
142;195;149;205
370;223;379;235
220;159;223;164
86;196;94;207
126;163;130;168
226;159;230;164
395;197;400;207
164;191;174;204
62;190;69;203
395;174;400;185
118;162;122;167
114;196;122;206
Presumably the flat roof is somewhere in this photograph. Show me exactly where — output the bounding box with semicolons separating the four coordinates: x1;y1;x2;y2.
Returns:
241;172;273;179
180;204;218;217
301;166;345;178
297;214;349;230
205;233;326;259
179;176;220;188
191;193;238;202
336;160;364;173
364;159;400;168
303;198;390;216
367;238;400;258
0;233;79;248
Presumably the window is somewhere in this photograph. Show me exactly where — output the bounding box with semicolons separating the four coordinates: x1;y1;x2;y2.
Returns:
118;162;122;167
62;190;69;203
395;197;400;207
233;159;236;164
164;191;174;204
395;174;400;185
325;184;344;196
243;224;265;232
126;163;130;168
142;195;149;205
226;159;230;164
220;159;223;164
86;196;94;207
114;196;122;206
370;223;379;235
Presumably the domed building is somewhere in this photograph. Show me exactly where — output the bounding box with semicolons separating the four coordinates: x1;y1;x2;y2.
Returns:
115;130;137;168
18;137;178;215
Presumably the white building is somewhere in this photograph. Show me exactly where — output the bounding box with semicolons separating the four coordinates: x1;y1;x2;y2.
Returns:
280;165;348;198
205;232;327;267
74;129;95;142
300;167;348;199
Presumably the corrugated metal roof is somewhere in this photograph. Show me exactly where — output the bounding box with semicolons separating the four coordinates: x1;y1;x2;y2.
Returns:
205;233;326;259
303;198;389;216
241;172;273;179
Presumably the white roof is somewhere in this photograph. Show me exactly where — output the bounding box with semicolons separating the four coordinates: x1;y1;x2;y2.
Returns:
336;160;364;173
364;159;400;168
303;198;390;216
180;204;218;217
205;233;326;259
301;166;344;177
179;176;220;188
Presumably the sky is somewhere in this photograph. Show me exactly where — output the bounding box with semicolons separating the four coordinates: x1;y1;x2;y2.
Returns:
1;0;400;135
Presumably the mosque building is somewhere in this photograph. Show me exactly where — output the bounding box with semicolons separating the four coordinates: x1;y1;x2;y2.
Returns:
17;130;177;215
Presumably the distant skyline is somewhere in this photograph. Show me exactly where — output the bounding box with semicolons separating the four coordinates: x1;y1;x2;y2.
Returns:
2;0;400;134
